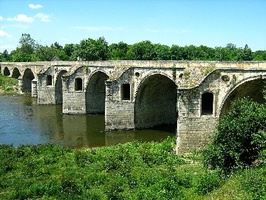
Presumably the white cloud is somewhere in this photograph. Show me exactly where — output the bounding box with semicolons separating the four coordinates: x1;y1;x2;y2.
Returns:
0;30;12;38
0;16;3;21
7;14;34;23
29;4;43;9
35;13;50;22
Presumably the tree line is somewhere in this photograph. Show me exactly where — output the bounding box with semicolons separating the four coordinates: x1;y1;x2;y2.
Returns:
1;33;266;62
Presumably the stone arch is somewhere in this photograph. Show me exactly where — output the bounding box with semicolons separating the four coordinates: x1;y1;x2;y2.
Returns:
55;70;67;104
86;71;109;114
12;67;21;79
3;67;10;76
219;76;266;116
134;73;177;129
22;68;35;92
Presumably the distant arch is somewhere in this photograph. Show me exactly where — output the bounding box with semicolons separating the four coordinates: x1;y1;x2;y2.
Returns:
3;67;10;76
55;70;67;104
134;74;177;129
12;68;21;79
219;76;266;116
86;71;109;114
22;68;35;92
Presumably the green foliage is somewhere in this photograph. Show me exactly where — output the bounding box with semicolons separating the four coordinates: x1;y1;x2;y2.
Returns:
241;165;266;200
0;137;265;199
1;33;266;61
0;74;18;92
203;97;266;174
196;171;221;195
75;37;109;61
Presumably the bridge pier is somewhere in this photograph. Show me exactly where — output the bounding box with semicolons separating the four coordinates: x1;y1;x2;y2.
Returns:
17;76;23;94
31;79;38;97
105;80;135;130
1;61;266;153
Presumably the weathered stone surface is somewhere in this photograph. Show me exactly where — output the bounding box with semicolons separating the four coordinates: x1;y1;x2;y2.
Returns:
1;61;266;153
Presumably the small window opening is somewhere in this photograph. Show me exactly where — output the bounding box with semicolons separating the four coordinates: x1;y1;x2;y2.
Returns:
122;83;130;100
46;75;52;86
75;78;83;91
202;92;213;115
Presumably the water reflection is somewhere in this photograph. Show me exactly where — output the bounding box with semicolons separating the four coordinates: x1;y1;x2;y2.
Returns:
0;94;175;148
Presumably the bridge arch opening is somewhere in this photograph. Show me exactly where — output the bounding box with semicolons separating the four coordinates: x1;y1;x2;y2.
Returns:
22;68;35;93
12;68;21;79
3;67;10;76
86;71;109;114
220;78;266;116
55;70;67;104
134;74;177;130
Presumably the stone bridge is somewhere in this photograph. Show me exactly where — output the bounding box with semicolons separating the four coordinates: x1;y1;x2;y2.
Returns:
1;61;266;153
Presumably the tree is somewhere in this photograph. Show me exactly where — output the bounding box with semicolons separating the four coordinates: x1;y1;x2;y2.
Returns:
19;33;37;54
203;97;266;174
253;50;266;61
237;44;252;61
170;45;184;60
109;42;129;60
9;33;37;62
126;40;155;60
76;37;109;61
0;50;10;62
64;44;76;60
153;44;170;60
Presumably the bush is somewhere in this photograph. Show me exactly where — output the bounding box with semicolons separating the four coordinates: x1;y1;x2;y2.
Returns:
203;97;266;174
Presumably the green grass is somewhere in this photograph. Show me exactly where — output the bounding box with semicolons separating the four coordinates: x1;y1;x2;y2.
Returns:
0;137;265;199
0;74;18;93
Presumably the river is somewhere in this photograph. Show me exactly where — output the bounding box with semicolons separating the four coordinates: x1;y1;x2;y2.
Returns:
0;94;175;148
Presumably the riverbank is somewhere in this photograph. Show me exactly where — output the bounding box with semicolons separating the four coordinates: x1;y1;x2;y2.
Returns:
0;137;264;199
0;74;18;94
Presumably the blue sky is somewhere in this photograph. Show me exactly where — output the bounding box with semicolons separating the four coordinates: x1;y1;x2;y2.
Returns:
0;0;265;52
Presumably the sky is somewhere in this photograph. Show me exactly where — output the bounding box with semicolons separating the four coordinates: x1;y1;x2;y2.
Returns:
0;0;265;52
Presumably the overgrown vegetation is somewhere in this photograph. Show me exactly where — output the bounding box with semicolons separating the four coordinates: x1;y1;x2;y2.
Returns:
203;97;266;175
0;73;18;93
1;33;266;62
0;136;265;199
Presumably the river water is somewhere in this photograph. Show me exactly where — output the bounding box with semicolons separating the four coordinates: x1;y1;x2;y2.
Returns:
0;94;175;148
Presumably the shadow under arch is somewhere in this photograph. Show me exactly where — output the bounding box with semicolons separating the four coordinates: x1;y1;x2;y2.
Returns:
219;76;266;117
12;67;21;79
3;67;10;76
22;68;35;92
55;70;67;104
86;71;109;114
134;73;177;130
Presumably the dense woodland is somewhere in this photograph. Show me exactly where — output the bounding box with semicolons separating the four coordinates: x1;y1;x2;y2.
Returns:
1;33;266;62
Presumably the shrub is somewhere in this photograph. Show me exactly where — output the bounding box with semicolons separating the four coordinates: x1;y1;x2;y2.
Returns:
203;97;266;174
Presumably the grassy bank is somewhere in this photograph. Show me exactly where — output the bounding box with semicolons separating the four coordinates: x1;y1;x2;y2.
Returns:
0;74;18;93
0;137;265;199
